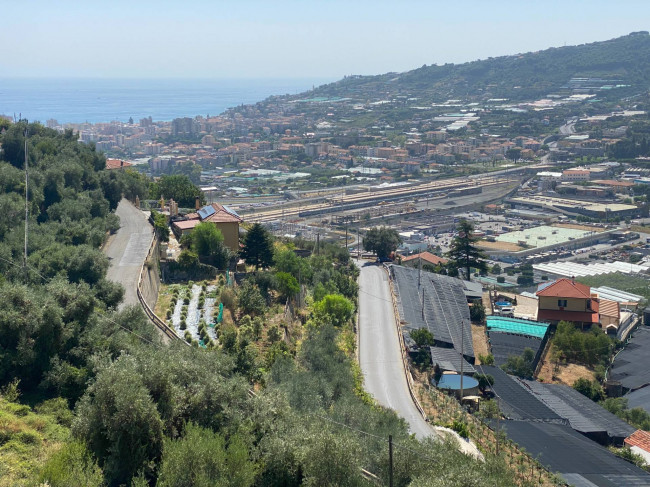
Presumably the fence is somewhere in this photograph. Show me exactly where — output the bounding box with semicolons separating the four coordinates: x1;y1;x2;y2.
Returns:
137;234;183;343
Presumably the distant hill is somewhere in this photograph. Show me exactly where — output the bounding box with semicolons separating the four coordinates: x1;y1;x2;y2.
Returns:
307;32;650;102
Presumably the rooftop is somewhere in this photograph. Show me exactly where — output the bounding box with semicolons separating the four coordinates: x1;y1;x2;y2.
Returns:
536;278;592;299
401;251;448;266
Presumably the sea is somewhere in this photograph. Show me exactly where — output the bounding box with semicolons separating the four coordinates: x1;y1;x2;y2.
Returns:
0;77;335;125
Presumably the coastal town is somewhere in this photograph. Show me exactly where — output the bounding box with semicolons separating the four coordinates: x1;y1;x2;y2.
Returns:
4;28;650;487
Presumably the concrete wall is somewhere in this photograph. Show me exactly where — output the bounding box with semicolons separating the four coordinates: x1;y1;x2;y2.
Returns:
216;222;239;253
140;239;160;312
539;296;590;313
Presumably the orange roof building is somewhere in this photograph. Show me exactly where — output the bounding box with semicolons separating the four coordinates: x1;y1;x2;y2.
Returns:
106;158;132;170
172;203;243;252
536;278;599;328
401;251;448;267
625;430;650;464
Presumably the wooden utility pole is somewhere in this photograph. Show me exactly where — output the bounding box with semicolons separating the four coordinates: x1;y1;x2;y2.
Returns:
388;435;394;487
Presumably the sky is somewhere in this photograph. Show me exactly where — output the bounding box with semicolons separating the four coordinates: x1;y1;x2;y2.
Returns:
2;0;649;79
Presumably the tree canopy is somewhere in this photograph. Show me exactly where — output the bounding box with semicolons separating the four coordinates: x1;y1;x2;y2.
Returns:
189;222;230;269
447;220;487;281
363;226;402;260
149;174;205;208
241;223;274;269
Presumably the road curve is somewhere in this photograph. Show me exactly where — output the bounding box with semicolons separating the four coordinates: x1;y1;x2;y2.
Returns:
358;264;433;439
104;199;153;310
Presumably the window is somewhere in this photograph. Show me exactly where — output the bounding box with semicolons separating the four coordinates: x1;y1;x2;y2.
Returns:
558;299;567;308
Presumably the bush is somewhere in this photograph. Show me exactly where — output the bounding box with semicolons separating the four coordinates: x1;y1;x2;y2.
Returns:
220;288;237;315
450;419;469;439
410;328;434;347
496;276;505;283
554;320;615;366
184;331;192;343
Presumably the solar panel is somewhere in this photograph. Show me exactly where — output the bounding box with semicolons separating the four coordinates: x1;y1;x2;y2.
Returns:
197;205;216;220
222;205;241;219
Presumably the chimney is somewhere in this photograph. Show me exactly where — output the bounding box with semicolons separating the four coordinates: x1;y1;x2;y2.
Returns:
571;275;575;284
120;160;123;167
195;196;200;210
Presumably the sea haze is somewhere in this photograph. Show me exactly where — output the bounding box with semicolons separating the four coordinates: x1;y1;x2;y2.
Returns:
0;77;334;124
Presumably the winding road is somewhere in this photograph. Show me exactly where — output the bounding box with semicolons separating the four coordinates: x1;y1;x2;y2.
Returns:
104;199;153;310
358;264;433;439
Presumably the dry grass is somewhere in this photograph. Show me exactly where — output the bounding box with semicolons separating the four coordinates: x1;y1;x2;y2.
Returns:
476;240;524;252
536;344;595;384
471;323;490;362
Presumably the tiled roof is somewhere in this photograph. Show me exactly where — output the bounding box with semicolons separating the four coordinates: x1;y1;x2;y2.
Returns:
536;278;592;299
401;251;448;266
626;430;650;453
106;158;131;170
201;203;242;223
172;220;201;230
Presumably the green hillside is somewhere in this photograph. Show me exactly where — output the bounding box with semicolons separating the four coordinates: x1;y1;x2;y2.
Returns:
308;31;650;102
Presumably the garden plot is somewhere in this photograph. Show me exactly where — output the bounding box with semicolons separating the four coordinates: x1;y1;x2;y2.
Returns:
168;283;219;346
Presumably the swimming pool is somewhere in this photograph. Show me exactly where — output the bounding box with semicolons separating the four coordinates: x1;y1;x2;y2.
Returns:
436;374;479;390
486;316;550;339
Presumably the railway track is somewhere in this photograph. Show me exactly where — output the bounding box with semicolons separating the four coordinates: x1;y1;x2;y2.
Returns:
245;175;505;223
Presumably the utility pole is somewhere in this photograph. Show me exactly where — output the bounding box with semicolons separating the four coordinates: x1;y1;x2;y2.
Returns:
357;228;360;261
388;435;394;487
460;322;464;401
418;253;422;288
23;128;29;272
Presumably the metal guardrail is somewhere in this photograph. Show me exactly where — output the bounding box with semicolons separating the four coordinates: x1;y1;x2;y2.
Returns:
136;234;184;343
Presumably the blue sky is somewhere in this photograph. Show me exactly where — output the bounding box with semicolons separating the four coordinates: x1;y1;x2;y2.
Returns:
2;0;649;78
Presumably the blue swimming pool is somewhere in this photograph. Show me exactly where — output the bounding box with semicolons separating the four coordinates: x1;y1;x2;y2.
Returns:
436;374;479;390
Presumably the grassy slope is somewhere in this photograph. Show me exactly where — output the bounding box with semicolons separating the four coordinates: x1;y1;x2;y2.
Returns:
0;397;71;487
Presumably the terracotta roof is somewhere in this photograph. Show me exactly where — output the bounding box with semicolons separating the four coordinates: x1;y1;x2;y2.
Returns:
401;251;448;266
106;158;131;170
599;299;620;319
536;278;592;299
172;220;201;231
537;309;600;324
592;179;634;187
625;430;650;453
201;203;243;224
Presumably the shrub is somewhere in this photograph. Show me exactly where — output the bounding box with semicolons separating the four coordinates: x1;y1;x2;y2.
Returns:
496;276;505;283
451;419;469;439
180;320;187;330
184;331;192;342
220;288;236;314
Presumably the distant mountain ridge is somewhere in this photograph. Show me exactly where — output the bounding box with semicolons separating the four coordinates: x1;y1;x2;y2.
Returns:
305;32;650;102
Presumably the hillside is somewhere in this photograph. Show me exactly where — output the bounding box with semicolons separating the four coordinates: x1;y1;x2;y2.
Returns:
305;31;650;102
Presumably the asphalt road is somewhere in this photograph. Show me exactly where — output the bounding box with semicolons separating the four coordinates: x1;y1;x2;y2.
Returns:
358;264;433;439
104;199;153;310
